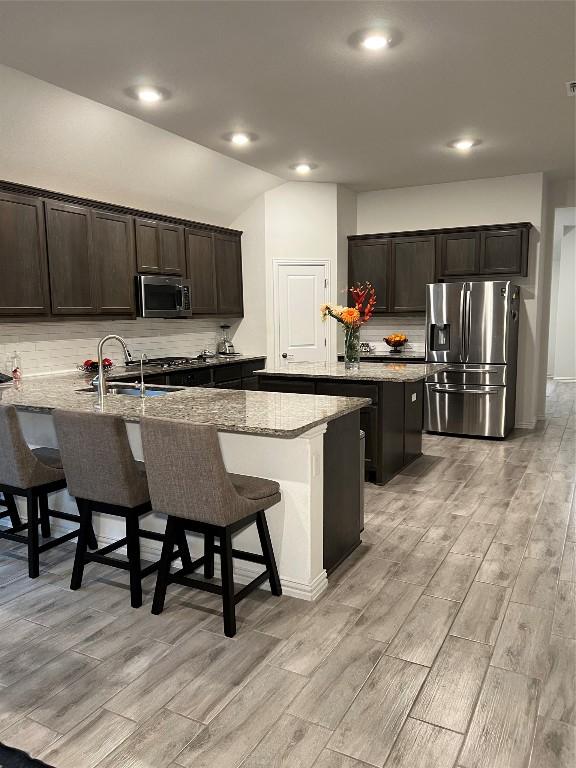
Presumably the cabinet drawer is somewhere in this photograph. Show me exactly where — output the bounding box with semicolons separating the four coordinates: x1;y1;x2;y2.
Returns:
316;381;379;404
168;369;212;387
258;377;316;394
242;359;266;377
213;364;243;383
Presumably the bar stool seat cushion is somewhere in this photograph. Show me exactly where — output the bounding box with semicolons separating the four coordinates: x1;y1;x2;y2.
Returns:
229;473;280;501
32;448;63;471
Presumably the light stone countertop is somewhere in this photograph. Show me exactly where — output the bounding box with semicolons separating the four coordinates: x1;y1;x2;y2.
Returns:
257;361;447;382
0;372;369;439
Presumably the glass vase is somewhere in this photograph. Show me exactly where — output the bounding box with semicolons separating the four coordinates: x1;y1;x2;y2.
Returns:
343;325;361;370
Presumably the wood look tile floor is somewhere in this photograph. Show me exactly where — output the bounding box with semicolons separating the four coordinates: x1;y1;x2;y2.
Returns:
0;380;574;768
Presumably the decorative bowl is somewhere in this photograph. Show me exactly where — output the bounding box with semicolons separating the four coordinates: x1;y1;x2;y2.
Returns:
383;334;408;352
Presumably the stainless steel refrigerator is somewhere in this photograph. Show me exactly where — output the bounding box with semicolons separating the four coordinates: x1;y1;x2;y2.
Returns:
425;281;520;438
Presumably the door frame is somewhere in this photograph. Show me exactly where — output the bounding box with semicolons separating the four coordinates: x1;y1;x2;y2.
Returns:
272;260;331;366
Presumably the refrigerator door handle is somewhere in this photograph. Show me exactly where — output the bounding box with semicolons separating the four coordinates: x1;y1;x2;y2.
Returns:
430;385;500;395
462;284;471;363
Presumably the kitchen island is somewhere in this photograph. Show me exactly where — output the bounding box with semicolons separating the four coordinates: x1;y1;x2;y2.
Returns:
0;373;369;600
257;362;448;484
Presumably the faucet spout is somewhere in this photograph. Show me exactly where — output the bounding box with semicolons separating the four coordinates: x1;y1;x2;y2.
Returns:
96;335;131;410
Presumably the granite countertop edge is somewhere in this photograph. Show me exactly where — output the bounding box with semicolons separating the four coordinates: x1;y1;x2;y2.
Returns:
256;362;448;383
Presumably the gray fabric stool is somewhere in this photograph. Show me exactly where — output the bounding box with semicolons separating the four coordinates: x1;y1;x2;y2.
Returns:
0;404;93;578
141;418;282;637
53;410;168;608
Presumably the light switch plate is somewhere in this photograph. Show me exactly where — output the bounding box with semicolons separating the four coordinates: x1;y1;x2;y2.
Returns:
411;393;417;402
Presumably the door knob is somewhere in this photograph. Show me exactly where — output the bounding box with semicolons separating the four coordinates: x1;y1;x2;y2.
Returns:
281;353;288;359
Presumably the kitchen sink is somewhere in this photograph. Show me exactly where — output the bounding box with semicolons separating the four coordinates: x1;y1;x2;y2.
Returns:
75;383;185;398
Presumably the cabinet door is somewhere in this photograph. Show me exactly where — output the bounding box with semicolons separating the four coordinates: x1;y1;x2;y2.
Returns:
439;231;480;276
91;210;136;315
45;200;98;314
214;233;244;316
480;229;526;275
186;230;217;313
390;236;435;312
159;224;186;276
135;218;160;273
0;191;50;316
348;239;391;313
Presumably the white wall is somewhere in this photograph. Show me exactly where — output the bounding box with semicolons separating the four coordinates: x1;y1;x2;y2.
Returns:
0;65;285;367
0;64;282;227
357;173;546;428
264;183;339;362
549;208;576;381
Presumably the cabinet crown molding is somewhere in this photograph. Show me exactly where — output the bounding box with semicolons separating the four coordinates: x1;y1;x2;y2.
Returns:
0;179;242;238
349;221;532;242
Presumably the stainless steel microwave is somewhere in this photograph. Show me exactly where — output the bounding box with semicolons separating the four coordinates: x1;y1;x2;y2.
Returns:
137;275;193;318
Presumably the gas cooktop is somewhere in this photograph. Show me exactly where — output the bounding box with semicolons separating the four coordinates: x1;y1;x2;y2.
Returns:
126;356;205;370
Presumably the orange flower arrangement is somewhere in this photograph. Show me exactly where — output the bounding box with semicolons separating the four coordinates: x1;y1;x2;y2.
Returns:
320;283;376;328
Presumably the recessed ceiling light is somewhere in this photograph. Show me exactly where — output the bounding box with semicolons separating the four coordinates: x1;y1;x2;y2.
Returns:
361;34;391;50
126;85;170;103
230;132;251;146
136;86;163;103
290;162;318;174
449;139;480;151
349;27;400;51
222;131;258;146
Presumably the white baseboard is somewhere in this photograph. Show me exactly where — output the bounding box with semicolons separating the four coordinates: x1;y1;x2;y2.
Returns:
12;519;328;602
552;376;576;382
516;420;537;430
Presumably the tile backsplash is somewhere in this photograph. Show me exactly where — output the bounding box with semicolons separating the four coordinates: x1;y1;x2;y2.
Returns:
0;318;240;376
361;315;426;353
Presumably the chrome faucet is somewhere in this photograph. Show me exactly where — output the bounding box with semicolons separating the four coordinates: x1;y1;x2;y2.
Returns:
96;335;131;410
140;353;148;399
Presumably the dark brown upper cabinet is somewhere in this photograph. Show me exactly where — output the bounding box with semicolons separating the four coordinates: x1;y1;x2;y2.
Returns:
45;200;99;315
348;238;391;313
91;210;136;315
390;236;435;312
439;231;480;276
0;179;243;321
186;229;217;313
0;191;50;316
135;218;186;276
214;233;244;316
480;228;527;275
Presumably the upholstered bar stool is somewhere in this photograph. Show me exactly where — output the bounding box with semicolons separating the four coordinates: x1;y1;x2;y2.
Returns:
53;410;168;608
141;418;282;637
0;404;93;578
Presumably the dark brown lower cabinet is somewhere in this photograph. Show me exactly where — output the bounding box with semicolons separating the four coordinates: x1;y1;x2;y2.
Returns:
0;191;50;316
257;374;424;485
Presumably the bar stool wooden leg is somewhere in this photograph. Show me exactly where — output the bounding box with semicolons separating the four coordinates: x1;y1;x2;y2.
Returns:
176;527;193;573
256;510;282;596
3;493;21;530
71;500;91;590
86;521;98;551
26;493;40;579
152;516;177;615
204;533;215;579
220;529;236;638
39;493;52;539
126;514;143;609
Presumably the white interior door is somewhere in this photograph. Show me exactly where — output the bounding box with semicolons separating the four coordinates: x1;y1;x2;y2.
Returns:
276;262;328;363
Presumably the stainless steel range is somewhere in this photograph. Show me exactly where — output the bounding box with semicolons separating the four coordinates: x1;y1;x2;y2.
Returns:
425;281;520;438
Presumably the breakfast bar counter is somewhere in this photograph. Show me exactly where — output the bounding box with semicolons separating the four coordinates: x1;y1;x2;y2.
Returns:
0;373;369;600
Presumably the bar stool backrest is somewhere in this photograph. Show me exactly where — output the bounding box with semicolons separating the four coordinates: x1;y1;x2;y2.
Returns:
53;410;149;508
0;405;54;489
141;418;250;526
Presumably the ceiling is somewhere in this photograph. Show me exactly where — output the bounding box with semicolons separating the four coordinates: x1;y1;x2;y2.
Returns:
0;0;573;191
